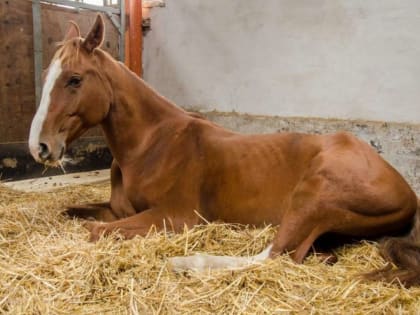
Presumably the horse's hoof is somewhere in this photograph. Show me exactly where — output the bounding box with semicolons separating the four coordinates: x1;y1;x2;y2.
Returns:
81;221;105;242
82;221;97;231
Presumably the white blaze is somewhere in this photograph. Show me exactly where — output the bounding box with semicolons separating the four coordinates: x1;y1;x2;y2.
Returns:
29;59;63;156
168;244;273;272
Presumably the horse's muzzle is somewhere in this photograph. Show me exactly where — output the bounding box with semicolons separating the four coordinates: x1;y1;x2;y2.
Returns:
30;141;65;164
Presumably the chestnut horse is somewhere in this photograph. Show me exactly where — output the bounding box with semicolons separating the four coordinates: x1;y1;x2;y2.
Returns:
29;16;420;286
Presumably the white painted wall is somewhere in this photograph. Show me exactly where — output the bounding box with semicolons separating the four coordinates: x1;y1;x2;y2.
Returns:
143;0;420;123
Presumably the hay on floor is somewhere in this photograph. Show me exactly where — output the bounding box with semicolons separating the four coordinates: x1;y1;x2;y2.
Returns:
0;182;419;314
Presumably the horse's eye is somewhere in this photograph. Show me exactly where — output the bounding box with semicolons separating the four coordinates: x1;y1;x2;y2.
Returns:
67;76;82;88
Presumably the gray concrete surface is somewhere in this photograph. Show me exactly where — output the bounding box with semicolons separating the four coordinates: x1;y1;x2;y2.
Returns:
4;169;109;192
144;0;420;123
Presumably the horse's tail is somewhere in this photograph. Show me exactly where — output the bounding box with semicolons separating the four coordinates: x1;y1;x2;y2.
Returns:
365;197;420;287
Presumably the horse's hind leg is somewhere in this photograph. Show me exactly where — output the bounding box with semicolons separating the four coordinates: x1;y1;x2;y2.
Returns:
270;210;329;263
269;193;414;264
269;175;337;263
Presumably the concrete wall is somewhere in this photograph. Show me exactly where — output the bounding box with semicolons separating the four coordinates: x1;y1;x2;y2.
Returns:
143;0;420;123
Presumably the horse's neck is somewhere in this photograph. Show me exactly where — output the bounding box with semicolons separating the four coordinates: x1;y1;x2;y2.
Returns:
100;59;186;165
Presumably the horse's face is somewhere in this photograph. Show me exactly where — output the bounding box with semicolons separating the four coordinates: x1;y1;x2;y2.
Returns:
29;16;110;165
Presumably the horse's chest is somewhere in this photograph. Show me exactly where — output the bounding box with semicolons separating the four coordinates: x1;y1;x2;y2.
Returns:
122;168;174;208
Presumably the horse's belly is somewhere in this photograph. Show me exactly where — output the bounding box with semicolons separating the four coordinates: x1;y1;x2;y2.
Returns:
204;204;283;226
199;180;288;226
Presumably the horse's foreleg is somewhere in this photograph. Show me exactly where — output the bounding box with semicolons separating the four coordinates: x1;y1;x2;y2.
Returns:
65;160;138;222
83;208;195;241
64;202;118;222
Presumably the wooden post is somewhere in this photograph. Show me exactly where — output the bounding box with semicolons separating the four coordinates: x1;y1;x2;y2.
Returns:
125;0;142;77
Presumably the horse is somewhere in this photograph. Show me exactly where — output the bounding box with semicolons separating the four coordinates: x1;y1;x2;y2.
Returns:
28;15;420;286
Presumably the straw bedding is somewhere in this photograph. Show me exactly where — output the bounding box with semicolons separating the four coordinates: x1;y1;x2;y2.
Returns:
0;182;419;314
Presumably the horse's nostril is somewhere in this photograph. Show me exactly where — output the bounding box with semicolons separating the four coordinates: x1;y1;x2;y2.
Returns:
38;142;51;160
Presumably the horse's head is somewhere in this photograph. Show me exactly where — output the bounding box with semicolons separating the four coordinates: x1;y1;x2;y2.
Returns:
29;15;112;165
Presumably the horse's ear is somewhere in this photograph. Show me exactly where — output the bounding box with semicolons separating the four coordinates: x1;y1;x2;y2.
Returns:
64;21;81;41
83;14;105;53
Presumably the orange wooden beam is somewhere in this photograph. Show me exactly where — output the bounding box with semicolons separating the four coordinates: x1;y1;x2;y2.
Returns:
125;0;142;76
